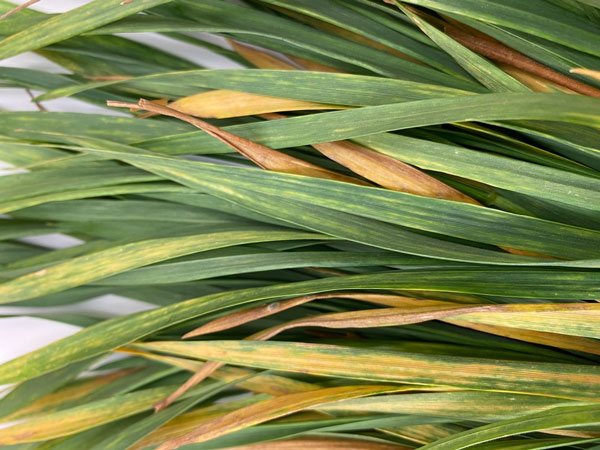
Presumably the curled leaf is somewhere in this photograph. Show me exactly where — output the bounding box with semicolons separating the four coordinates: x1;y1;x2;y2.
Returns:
108;99;369;185
313;140;480;204
184;293;442;338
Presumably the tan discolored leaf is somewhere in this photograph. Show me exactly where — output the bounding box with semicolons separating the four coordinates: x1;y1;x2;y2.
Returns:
168;89;346;119
385;423;463;445
185;287;593;399
215;302;600;344
312;140;480;204
248;304;499;338
262;113;480;204
228;40;297;70
184;293;342;338
184;292;442;338
500;64;577;94
0;0;41;21
153;294;328;412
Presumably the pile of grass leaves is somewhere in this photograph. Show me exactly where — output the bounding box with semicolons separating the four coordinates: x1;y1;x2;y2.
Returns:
0;0;600;449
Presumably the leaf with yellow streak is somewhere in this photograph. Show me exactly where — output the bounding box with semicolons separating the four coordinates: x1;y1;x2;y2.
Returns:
0;369;135;423
445;320;600;356
448;303;600;339
155;385;402;450
132;396;265;450
222;437;410;450
0;227;323;303
136;340;600;402
0;386;187;444
117;347;317;395
156;293;438;411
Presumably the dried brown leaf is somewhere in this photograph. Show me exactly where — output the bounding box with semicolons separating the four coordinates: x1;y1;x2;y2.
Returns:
444;25;600;98
313;140;480;204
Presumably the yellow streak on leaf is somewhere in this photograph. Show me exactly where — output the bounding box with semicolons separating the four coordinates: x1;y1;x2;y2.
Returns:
117;348;316;395
132;397;262;450
446;319;600;356
0;384;169;444
447;303;600;340
138;340;600;402
0;369;135;423
156;293;348;411
154;298;460;412
156;385;401;450
222;437;410;450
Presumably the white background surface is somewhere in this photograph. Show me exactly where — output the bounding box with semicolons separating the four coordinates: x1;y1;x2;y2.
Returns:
0;0;240;368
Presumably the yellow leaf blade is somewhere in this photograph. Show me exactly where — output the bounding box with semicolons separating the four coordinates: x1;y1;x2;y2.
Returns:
170;89;347;119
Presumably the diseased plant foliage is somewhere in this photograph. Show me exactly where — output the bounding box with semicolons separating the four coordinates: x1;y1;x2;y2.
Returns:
0;0;599;449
